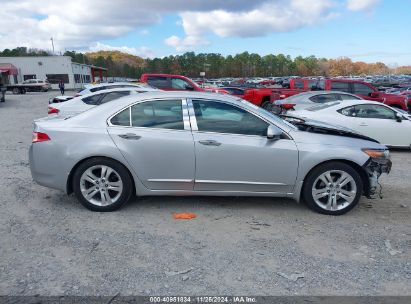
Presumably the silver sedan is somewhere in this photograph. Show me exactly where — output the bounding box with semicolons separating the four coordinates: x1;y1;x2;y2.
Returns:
29;91;391;215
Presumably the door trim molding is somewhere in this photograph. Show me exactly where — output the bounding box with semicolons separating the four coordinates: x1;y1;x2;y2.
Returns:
196;180;286;186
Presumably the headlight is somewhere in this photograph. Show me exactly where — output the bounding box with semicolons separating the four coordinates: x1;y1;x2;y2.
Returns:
362;148;390;160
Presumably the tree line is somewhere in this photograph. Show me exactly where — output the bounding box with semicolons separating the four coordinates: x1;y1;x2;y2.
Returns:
1;47;410;78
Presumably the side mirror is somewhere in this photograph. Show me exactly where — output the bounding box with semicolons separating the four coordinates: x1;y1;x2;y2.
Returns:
185;85;194;91
395;113;403;122
369;92;379;98
267;125;283;140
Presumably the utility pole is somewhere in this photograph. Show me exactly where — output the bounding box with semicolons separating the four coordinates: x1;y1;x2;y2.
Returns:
50;37;55;55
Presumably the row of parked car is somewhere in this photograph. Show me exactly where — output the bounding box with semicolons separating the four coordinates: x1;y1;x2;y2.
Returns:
30;74;400;215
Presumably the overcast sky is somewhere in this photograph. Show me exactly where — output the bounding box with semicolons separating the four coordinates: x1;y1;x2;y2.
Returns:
0;0;410;65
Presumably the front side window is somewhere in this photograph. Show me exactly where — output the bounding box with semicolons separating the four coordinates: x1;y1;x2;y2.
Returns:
338;104;396;119
192;100;269;136
330;81;350;93
353;83;374;96
99;91;130;104
338;106;357;117
355;104;396;119
130;99;184;130
171;78;191;90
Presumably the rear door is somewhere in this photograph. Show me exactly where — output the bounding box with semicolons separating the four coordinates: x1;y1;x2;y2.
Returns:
107;98;195;190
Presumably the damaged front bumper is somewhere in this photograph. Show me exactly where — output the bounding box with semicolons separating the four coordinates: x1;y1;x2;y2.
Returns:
363;156;392;198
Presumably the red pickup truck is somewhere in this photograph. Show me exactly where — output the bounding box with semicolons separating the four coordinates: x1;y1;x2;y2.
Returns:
272;78;409;111
140;73;276;109
140;73;227;94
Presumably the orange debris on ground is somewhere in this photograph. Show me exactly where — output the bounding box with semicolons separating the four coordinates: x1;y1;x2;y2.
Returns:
173;213;197;219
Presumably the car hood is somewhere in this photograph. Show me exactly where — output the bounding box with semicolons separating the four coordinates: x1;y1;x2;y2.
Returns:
285;117;380;143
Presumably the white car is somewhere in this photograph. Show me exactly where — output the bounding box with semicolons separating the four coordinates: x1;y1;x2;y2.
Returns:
274;91;362;112
76;82;154;96
48;87;157;117
286;100;411;148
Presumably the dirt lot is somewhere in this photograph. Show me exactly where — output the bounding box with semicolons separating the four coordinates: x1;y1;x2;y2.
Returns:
0;91;410;296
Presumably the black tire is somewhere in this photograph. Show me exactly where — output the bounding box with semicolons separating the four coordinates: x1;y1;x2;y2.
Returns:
21;88;26;94
261;100;272;111
302;162;363;215
12;88;19;94
72;157;134;211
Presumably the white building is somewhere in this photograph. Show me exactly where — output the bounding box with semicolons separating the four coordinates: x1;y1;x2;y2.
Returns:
0;56;107;90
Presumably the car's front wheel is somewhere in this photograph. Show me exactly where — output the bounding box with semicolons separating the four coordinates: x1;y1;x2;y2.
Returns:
303;162;363;215
72;157;133;211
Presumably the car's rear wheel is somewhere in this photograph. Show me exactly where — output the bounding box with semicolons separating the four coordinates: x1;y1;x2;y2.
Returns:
302;162;363;215
73;158;133;211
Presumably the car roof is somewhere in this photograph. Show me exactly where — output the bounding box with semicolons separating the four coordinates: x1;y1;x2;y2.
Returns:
84;82;150;89
306;99;388;111
72;87;158;101
62;91;294;131
292;91;357;97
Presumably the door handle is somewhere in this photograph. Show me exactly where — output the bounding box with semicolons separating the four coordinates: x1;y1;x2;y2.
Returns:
359;123;368;126
118;133;141;140
198;140;221;146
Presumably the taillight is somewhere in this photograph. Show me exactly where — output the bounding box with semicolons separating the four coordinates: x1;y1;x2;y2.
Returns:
48;107;59;114
32;132;50;143
281;103;296;110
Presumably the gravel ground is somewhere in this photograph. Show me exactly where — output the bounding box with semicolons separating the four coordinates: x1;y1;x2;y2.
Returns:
0;91;410;296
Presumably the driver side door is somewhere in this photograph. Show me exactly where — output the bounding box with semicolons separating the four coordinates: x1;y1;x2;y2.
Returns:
188;99;299;193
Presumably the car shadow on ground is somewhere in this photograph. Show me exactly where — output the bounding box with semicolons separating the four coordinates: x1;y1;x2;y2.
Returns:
52;191;308;213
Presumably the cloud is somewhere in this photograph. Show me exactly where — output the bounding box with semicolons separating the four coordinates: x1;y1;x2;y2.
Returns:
0;0;268;53
88;42;155;58
346;0;381;11
164;35;209;52
0;0;373;54
179;0;336;39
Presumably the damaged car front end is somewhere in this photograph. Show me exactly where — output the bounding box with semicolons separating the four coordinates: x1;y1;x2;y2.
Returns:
284;116;393;202
362;149;392;198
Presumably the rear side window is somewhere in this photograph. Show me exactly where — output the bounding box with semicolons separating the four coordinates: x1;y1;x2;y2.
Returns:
294;80;304;89
99;91;130;104
131;99;184;130
82;94;104;105
147;76;169;89
330;81;350;93
309;94;338;103
111;108;130;126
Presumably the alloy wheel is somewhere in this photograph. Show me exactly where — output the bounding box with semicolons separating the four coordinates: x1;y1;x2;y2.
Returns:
311;170;357;211
80;165;123;206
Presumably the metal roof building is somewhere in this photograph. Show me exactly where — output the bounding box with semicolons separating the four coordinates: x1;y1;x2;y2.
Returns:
0;56;107;90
